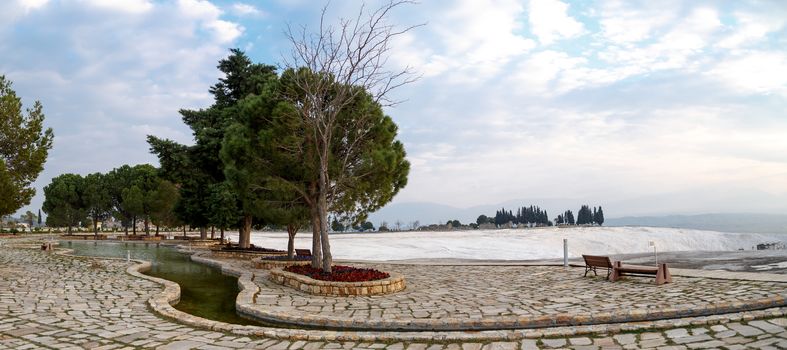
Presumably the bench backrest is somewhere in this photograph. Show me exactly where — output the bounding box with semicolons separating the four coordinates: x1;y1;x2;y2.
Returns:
295;249;312;256
582;254;613;268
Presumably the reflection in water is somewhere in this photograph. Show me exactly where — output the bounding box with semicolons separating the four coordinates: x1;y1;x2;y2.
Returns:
63;241;263;326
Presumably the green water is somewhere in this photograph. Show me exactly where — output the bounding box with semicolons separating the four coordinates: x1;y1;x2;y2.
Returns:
62;241;265;326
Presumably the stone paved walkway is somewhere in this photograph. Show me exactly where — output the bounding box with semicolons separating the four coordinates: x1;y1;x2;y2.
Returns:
241;261;787;330
1;238;787;349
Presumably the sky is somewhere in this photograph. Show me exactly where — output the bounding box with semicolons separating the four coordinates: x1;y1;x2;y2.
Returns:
2;0;787;219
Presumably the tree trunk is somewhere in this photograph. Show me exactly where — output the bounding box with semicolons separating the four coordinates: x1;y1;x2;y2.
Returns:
155;224;159;236
182;225;186;236
310;204;322;269
124;225;128;235
318;156;332;273
199;226;207;240
287;224;297;259
220;227;225;242
144;217;150;236
67;225;72;235
93;217;98;238
132;217;137;235
210;226;215;239
239;215;252;249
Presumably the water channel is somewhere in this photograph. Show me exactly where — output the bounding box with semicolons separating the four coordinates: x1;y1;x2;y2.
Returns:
62;240;269;326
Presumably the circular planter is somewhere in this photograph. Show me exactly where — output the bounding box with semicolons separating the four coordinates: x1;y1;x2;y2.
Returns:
269;268;405;296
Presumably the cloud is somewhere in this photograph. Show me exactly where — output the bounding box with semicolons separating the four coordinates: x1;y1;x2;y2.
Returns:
528;0;585;45
0;0;245;215
717;11;786;50
3;0;787;218
177;0;243;43
230;3;263;17
18;0;49;11
707;52;787;96
390;0;535;82
81;0;153;14
597;0;679;45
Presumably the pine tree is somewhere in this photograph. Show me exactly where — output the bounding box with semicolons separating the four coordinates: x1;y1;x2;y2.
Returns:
595;206;605;226
0;76;54;217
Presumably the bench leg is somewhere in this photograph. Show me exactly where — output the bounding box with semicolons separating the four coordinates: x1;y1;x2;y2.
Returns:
605;267;612;280
610;261;621;282
656;263;672;284
656;264;672;285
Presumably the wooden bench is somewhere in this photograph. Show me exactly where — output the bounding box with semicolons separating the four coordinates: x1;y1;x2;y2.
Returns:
295;249;312;257
582;254;613;279
611;261;672;285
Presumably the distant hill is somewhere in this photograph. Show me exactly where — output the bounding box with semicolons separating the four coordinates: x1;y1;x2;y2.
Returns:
606;213;787;234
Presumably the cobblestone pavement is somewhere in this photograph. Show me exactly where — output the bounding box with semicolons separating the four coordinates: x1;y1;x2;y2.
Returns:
0;240;786;349
244;261;787;330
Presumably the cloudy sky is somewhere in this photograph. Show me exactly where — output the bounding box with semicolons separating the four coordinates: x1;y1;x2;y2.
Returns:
2;0;787;219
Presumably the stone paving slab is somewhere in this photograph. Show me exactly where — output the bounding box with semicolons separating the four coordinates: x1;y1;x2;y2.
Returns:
221;255;787;331
3;237;787;349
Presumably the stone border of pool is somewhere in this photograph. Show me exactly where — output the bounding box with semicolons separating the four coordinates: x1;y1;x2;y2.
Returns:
30;239;787;343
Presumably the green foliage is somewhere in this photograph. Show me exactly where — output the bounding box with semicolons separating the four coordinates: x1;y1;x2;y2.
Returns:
0;75;54;216
594;206;605;226
208;182;239;230
148;49;275;239
331;218;345;232
83;172;113;234
23;210;35;228
121;186;144;222
149;180;180;232
42;173;86;233
577;205;593;225
360;221;374;231
220;62;311;248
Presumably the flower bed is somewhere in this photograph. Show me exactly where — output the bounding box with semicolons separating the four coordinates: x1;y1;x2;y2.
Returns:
284;265;389;282
269;267;405;296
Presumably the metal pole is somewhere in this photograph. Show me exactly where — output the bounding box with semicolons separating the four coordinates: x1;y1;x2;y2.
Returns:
649;241;658;265
127;250;130;262
563;238;568;268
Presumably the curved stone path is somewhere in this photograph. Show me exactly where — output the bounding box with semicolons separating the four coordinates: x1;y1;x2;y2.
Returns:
0;238;786;349
239;261;787;331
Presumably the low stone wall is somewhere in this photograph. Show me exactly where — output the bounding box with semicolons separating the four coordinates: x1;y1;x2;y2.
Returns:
117;235;162;241
253;259;311;270
209;249;286;260
60;234;108;240
269;268;406;296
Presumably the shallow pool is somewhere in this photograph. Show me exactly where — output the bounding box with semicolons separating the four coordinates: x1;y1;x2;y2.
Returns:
62;241;265;326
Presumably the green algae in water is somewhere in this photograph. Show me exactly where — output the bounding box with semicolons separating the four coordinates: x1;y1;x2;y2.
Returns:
62;241;262;326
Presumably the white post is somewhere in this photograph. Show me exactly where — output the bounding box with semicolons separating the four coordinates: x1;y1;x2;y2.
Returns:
649;241;658;265
126;250;130;262
563;238;568;269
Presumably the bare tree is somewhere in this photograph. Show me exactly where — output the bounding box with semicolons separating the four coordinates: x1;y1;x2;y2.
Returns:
410;220;420;231
283;1;421;272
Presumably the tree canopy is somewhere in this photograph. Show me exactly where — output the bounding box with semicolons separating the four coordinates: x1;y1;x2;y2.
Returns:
0;75;54;217
42;174;86;234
